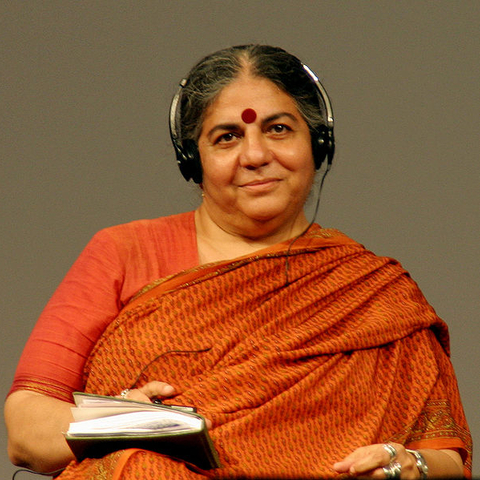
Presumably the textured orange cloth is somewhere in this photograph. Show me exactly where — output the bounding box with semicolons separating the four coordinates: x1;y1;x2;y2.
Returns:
58;226;472;479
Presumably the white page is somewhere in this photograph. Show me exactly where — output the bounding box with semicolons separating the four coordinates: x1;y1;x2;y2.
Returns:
67;410;202;436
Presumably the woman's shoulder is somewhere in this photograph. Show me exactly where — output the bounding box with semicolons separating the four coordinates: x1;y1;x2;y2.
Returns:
93;211;196;244
84;211;198;275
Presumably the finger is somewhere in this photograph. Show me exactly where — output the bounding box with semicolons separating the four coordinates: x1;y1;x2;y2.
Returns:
333;457;356;473
333;448;365;473
352;444;412;477
134;383;213;429
333;459;380;478
334;444;395;476
138;381;176;400
371;467;389;479
119;389;152;403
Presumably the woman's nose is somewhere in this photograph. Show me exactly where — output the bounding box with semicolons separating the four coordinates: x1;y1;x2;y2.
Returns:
239;131;271;169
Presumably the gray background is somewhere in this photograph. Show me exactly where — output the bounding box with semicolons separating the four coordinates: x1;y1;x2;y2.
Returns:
1;1;479;478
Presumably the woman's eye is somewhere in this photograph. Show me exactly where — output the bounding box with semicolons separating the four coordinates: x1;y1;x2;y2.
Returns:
216;132;236;144
269;124;290;134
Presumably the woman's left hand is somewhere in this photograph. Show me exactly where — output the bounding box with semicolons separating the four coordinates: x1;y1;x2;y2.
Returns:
333;442;419;478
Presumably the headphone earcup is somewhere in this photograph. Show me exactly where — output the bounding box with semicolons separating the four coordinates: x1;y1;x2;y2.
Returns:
312;126;329;170
177;139;203;184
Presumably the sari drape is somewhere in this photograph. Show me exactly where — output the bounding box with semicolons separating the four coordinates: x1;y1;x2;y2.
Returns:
58;226;472;479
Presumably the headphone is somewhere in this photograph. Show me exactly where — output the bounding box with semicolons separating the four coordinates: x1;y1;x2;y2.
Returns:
169;63;335;183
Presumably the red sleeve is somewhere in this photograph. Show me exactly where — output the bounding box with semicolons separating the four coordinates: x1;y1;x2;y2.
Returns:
9;212;198;402
9;229;128;402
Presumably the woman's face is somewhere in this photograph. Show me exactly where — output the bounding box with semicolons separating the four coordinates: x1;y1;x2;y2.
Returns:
197;74;315;235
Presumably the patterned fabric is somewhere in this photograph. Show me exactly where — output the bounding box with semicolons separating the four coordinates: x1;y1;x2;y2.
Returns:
58;226;472;479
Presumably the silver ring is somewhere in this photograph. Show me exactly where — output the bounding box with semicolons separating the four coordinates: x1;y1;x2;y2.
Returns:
382;461;402;479
120;388;130;399
383;443;397;462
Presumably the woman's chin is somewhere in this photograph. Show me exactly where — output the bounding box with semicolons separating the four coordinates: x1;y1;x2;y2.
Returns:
236;204;301;228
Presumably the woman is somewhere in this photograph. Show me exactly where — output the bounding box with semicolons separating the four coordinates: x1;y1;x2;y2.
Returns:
5;45;471;479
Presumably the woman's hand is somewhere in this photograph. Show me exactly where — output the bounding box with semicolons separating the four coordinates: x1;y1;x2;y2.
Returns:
116;381;176;403
117;381;213;429
333;443;464;479
333;443;418;478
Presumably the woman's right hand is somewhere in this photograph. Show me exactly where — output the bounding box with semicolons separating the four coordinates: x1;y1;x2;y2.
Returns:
117;381;213;428
117;381;176;403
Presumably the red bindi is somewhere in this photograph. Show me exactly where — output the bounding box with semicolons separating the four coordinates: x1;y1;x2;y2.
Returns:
241;108;257;124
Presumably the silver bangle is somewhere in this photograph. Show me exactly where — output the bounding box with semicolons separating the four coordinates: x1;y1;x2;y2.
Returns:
406;449;429;479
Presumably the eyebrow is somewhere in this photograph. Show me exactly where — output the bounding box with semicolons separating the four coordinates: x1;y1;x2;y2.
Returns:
263;112;299;126
205;111;300;140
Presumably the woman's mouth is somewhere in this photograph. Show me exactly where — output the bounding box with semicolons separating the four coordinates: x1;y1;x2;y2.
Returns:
240;178;281;193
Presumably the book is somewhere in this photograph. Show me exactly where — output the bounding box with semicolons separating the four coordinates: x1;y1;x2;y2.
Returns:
65;392;221;470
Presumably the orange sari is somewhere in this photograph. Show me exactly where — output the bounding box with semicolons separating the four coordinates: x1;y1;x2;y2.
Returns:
58;226;472;479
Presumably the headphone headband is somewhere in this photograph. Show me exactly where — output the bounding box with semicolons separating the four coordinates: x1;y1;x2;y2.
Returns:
168;78;186;157
169;62;335;182
301;64;334;131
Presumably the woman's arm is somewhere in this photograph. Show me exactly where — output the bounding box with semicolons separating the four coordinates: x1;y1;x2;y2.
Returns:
420;448;464;478
5;382;180;473
5;390;76;473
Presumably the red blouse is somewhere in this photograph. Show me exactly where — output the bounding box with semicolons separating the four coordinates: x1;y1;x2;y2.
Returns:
9;211;198;402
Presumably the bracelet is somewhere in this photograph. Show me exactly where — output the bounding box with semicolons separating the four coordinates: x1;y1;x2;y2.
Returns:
406;449;428;479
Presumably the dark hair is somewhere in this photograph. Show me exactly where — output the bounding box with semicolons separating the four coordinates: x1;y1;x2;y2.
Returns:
180;44;325;142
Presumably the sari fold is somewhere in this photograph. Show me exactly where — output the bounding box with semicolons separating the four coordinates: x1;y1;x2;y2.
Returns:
58;227;472;479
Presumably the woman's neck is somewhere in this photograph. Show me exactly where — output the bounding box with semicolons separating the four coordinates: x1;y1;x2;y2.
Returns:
194;205;310;265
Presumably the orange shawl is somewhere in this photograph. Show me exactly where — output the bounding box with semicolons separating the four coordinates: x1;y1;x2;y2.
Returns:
58;227;472;479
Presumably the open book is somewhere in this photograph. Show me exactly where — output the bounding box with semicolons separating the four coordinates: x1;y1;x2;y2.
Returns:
65;392;221;470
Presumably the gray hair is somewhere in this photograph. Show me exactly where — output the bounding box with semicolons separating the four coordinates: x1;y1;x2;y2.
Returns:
179;45;326;143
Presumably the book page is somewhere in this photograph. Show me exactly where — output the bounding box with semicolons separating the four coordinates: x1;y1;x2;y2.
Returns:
67;410;202;436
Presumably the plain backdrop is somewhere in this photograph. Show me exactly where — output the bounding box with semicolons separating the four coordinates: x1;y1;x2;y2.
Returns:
1;2;479;478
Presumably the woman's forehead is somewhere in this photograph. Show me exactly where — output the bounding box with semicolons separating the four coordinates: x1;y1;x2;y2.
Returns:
203;75;299;123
